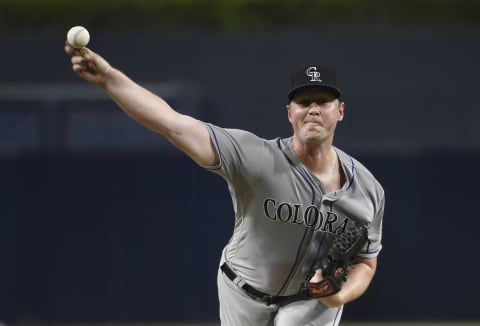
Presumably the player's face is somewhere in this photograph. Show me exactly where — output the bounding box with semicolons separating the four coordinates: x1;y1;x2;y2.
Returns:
287;87;344;146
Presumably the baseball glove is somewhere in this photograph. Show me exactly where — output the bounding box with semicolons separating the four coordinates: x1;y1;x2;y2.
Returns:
308;221;368;298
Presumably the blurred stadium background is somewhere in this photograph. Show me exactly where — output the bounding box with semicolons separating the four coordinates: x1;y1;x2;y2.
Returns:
1;0;479;325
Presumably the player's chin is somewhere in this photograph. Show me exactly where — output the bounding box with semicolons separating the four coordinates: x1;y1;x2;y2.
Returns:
302;130;327;142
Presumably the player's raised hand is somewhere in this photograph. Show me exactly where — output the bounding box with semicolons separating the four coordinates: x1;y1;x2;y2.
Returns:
64;43;111;86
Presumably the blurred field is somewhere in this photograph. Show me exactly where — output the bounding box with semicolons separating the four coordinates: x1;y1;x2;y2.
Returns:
12;323;480;326
342;324;480;326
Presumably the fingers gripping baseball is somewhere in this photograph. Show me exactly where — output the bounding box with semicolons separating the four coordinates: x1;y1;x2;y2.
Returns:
65;44;111;85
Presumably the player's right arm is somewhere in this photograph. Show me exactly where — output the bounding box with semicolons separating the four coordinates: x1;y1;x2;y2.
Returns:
64;44;218;167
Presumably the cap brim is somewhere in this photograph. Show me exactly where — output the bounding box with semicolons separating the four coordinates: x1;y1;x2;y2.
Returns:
288;84;341;100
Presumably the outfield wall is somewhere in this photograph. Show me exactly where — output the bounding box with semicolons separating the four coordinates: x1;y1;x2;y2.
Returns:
1;28;479;323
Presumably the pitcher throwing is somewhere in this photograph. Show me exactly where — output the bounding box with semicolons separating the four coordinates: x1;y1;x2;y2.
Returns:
65;40;385;326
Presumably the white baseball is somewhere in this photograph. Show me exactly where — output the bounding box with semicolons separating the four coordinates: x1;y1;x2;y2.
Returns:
67;26;90;48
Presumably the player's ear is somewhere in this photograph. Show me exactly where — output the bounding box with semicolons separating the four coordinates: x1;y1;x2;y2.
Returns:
337;101;345;122
287;104;293;123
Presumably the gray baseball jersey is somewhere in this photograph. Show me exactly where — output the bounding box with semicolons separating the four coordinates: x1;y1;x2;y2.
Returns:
204;123;384;324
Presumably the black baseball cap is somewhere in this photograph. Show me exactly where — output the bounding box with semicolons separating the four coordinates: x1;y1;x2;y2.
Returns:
287;65;342;100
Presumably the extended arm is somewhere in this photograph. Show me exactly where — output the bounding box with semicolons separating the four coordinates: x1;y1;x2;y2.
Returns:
64;44;218;166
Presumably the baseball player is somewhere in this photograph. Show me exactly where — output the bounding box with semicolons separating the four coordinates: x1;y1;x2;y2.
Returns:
65;42;384;326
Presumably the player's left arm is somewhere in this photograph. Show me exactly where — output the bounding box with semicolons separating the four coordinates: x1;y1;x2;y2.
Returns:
315;256;377;308
317;186;384;307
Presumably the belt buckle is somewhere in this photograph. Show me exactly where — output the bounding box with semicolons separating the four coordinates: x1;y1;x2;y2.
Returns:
262;294;273;305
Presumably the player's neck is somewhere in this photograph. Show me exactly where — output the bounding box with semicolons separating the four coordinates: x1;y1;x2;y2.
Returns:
293;140;344;192
292;137;336;173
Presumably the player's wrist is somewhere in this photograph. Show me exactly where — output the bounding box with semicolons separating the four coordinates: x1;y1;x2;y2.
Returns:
318;290;345;308
99;65;123;90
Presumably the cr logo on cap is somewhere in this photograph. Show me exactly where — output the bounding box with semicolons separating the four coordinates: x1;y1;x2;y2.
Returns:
306;66;322;82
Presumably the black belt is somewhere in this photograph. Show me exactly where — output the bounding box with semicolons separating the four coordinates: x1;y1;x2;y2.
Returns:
220;263;308;305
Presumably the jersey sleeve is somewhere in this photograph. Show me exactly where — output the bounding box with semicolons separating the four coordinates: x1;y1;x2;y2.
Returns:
202;123;266;189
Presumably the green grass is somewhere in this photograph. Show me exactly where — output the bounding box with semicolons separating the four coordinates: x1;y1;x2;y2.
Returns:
17;322;480;326
342;323;480;326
